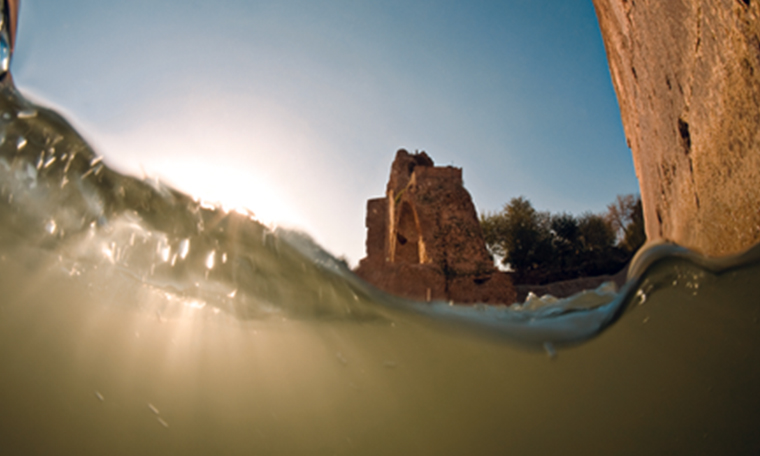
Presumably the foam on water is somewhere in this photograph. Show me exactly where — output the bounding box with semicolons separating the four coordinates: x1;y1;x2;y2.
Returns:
1;52;760;455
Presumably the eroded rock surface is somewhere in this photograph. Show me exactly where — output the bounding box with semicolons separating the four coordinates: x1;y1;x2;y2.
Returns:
355;150;515;304
593;0;760;256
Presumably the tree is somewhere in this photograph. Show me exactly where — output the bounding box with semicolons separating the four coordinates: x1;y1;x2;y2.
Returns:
550;212;580;271
604;194;646;253
605;194;636;240
578;212;615;252
480;194;637;283
480;196;551;273
480;210;508;260
620;197;646;252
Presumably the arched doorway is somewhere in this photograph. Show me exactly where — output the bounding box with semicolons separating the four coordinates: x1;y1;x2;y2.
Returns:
394;202;420;264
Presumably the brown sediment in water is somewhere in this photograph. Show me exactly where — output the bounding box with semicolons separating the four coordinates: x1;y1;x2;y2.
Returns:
1;241;760;455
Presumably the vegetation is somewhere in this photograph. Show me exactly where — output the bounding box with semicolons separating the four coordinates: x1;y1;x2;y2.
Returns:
480;194;645;284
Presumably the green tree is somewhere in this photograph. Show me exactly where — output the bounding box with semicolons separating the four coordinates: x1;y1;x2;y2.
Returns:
480;196;552;273
578;212;615;252
481;194;637;283
480;210;508;260
550;212;580;271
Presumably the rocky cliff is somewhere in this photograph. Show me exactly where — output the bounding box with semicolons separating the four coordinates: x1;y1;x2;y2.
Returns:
593;0;760;256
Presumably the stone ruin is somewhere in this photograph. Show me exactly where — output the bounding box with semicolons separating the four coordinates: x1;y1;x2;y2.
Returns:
354;149;516;304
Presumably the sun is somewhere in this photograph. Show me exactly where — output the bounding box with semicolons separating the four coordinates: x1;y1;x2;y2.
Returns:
141;156;305;229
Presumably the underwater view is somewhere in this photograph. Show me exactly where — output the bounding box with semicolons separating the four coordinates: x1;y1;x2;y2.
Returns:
2;1;760;455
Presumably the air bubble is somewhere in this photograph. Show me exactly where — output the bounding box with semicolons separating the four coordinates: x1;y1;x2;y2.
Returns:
63;152;76;173
17;109;37;119
101;244;115;263
157;239;171;262
543;342;557;359
178;239;190;259
185;300;206;309
636;289;647;305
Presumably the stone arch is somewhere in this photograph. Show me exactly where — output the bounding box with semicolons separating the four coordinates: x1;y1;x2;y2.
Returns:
393;201;420;264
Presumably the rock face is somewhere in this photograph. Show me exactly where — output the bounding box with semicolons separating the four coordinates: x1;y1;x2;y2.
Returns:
593;0;760;256
354;150;516;304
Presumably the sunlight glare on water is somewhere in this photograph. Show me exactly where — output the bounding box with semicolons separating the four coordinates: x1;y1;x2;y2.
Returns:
139;156;306;229
0;8;8;76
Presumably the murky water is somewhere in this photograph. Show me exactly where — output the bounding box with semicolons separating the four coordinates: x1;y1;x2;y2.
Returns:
1;37;760;456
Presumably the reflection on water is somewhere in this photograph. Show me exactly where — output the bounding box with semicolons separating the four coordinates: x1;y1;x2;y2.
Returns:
1;57;760;456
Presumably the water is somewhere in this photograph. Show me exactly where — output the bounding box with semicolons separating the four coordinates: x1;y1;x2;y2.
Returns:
0;1;9;78
1;47;760;456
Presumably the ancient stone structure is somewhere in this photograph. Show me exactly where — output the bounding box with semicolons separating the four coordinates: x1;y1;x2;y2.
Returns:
593;0;760;256
354;149;516;304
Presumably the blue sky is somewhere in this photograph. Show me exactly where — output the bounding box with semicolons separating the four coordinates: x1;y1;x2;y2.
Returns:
11;0;639;264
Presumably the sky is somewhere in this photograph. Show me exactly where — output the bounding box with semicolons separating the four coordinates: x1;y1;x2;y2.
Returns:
10;0;639;265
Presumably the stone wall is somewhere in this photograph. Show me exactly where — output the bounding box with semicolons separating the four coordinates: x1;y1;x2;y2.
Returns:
593;0;760;256
355;150;516;305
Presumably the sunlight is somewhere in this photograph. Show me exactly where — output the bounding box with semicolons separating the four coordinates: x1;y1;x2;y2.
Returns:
140;157;305;229
62;90;319;234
